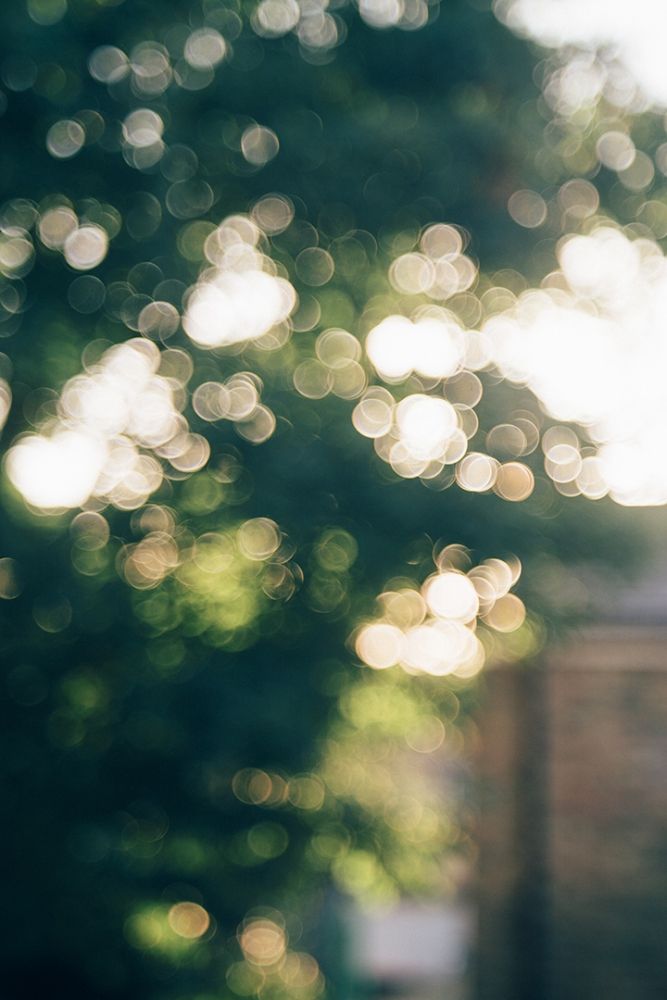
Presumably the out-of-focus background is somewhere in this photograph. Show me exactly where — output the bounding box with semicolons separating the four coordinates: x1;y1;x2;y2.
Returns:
2;0;667;997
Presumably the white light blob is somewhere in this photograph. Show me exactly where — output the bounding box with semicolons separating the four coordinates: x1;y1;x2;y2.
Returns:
355;623;404;669
366;315;466;381
183;214;296;349
6;340;197;511
253;0;301;37
395;395;458;461
359;0;405;29
184;28;227;70
185;271;295;348
63;225;109;270
355;551;523;678
496;0;667;109
424;572;480;621
7;431;105;509
488;226;667;505
365;316;414;380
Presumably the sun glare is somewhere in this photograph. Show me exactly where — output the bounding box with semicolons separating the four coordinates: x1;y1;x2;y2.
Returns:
497;0;667;108
489;227;667;505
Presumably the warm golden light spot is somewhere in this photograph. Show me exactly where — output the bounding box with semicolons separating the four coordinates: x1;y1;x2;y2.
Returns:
484;593;526;632
544;443;582;484
251;194;294;234
355;623;404;669
227;375;262;420
596;130;635;171
232;768;274;805
421;223;463;259
475;558;514;598
192;381;229;421
316;328;361;367
279;952;321;988
138;301;180;340
467;572;497;613
558;178;599;220
381;223;477;299
486;423;527;459
330;360;367;399
168;901;211;939
240;919;286;967
389;252;435;294
38;206;78;249
456;452;498;492
122;533;179;589
494;462;535;501
435;543;471;573
352;389;394;439
236;404;277;444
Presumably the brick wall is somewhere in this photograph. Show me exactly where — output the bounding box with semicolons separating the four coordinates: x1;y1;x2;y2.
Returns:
475;627;667;1000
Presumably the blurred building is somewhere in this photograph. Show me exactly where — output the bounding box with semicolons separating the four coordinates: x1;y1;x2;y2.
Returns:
475;569;667;1000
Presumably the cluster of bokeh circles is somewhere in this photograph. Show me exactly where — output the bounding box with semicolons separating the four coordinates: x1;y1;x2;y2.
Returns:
496;0;667;112
488;226;667;504
7;339;204;510
126;899;323;1000
355;545;526;678
183;213;296;350
252;0;437;54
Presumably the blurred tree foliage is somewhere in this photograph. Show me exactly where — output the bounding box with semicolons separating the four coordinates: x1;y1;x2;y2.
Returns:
0;0;654;998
